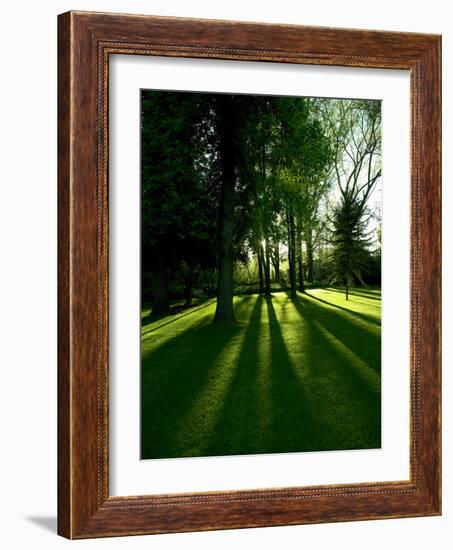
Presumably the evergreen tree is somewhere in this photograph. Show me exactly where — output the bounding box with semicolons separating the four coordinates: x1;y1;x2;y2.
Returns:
330;196;374;300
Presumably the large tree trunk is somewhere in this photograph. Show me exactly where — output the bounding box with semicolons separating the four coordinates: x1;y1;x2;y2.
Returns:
152;245;170;315
306;227;314;284
264;239;271;296
214;95;236;323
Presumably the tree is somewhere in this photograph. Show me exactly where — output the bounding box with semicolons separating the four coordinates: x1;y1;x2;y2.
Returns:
232;96;283;297
213;95;237;323
140;90;381;317
330;196;374;299
325;99;381;297
274;98;332;298
141;91;218;314
326;99;381;216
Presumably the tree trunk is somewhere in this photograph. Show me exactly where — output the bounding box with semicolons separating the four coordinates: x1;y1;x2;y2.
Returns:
296;223;305;293
286;212;292;290
151;245;170;315
264;239;271;296
287;210;297;300
306;228;314;284
257;244;264;294
274;263;280;284
183;263;195;307
271;240;280;284
345;278;349;301
214;95;236;323
297;253;305;292
272;259;280;285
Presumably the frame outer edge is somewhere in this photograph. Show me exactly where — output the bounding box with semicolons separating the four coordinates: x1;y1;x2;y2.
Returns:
57;10;442;538
408;38;442;515
57;11;73;539
422;36;442;514
435;36;442;515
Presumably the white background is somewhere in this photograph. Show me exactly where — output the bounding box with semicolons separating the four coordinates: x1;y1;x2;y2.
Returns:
110;57;410;495
0;0;450;548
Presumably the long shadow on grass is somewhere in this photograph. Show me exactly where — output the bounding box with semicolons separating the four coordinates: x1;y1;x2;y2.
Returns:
206;293;380;455
142;292;381;458
291;297;381;450
141;296;257;459
196;295;265;457
349;299;382;309
204;295;318;456
295;293;381;374
305;292;381;327
327;288;382;301
267;295;380;452
141;299;215;333
265;296;318;452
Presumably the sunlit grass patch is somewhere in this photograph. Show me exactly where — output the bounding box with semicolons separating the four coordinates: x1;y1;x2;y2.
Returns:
141;289;381;459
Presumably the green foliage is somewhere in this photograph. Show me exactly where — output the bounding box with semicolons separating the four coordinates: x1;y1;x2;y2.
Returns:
140;91;381;309
141;90;217;260
329;196;374;288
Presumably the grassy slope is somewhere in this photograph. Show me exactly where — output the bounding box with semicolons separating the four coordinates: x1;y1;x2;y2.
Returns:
141;288;381;459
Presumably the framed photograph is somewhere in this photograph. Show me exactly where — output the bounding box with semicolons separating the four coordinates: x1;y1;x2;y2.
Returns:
58;11;441;538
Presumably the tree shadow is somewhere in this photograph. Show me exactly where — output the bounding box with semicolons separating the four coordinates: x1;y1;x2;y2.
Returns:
141;295;258;458
293;294;381;374
350;299;381;309
142;292;381;459
327;287;382;301
199;296;265;456
265;296;318;452
141;295;253;342
206;294;380;455
202;295;320;456
305;291;381;327
141;299;215;333
141;316;241;459
285;296;381;450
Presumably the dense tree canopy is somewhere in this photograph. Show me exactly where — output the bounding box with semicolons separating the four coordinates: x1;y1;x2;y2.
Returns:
141;91;382;316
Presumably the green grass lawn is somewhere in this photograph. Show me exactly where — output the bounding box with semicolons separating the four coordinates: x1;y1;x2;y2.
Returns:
141;288;381;459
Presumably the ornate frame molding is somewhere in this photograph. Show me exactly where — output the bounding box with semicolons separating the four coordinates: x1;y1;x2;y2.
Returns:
58;11;441;538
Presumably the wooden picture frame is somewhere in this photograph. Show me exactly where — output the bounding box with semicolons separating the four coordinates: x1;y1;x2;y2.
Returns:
58;10;441;539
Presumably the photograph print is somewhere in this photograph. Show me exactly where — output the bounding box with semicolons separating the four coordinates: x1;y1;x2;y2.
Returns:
140;90;382;460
